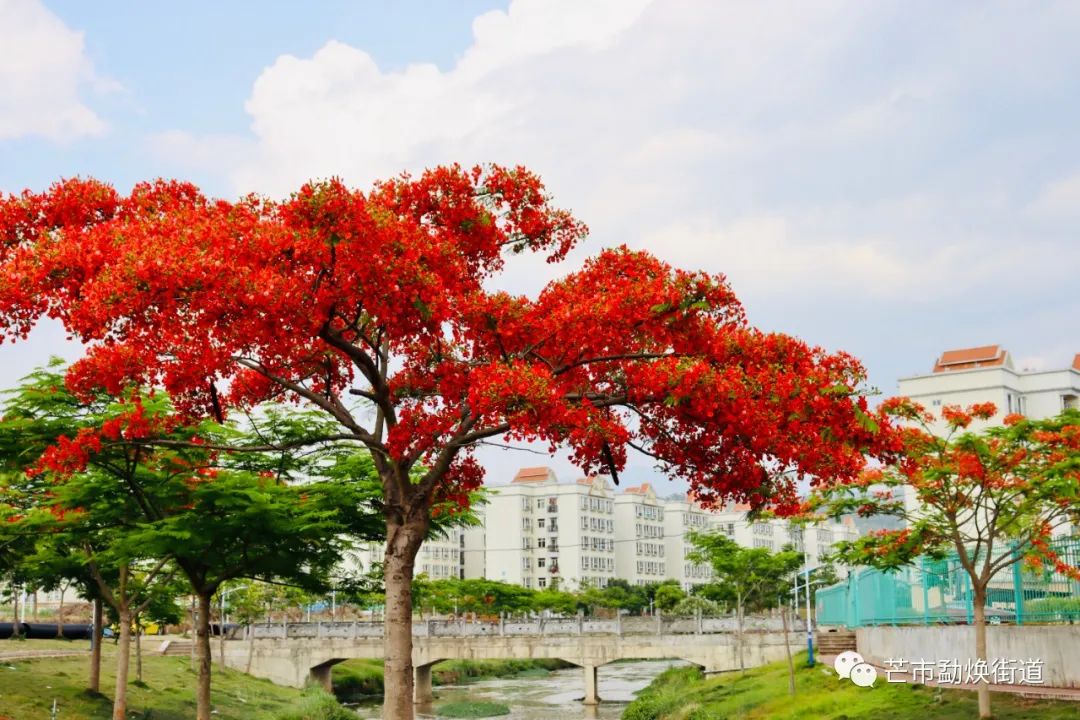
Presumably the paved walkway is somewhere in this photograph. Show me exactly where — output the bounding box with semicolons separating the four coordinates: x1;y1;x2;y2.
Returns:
820;653;1080;702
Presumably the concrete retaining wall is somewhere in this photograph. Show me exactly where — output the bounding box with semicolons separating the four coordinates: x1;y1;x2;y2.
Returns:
856;625;1080;688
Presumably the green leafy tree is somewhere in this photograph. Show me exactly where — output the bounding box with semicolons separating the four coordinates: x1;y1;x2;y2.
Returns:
653;583;687;613
688;531;803;674
0;366;384;719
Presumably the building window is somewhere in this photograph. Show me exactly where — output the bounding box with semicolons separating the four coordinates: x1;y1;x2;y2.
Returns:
1064;394;1078;410
538;558;546;568
538;578;547;588
538;538;546;549
538;518;545;529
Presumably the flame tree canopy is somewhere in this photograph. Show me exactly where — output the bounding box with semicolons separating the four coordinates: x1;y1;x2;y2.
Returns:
0;165;888;718
0;166;883;513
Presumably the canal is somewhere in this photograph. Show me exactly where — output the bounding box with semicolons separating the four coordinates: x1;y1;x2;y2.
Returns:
351;659;685;719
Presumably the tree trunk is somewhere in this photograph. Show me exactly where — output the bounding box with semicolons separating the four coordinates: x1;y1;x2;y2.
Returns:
89;598;103;692
972;585;991;719
195;591;214;720
382;515;427;720
736;596;746;673
189;597;197;670
10;589;19;639
112;608;132;720
56;587;65;639
219;603;226;673
781;605;795;695
135;614;143;683
32;591;38;621
246;623;255;674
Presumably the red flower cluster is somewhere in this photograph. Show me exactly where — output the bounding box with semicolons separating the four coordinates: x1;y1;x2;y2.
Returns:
0;168;890;516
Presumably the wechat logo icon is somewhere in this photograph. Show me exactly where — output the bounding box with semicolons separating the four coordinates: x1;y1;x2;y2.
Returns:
834;651;877;687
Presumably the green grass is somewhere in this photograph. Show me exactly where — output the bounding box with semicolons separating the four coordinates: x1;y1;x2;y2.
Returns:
330;659;384;701
621;653;1080;720
430;658;572;685
0;641;345;719
434;700;511;717
329;657;572;701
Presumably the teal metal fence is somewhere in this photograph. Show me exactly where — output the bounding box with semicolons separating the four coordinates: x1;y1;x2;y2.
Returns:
817;537;1080;627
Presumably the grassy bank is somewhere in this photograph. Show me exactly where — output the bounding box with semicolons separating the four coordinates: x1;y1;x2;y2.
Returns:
331;657;574;701
622;654;1080;720
0;641;346;719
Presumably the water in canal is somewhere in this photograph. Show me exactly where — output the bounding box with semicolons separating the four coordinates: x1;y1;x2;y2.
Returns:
350;659;685;719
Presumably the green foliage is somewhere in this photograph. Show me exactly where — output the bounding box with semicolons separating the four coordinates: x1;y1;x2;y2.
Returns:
435;701;511;718
431;658;572;685
330;660;384;701
621;652;1080;720
687;531;803;614
272;688;354;720
653;583;687;612
671;595;720;615
1023;595;1080;619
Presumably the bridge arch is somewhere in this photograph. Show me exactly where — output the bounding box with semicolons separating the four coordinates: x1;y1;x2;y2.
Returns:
226;618;803;707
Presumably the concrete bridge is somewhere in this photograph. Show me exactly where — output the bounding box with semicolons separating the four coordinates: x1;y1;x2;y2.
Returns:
221;615;805;705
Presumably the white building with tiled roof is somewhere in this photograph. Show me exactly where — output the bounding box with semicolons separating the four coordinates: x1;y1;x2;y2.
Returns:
897;344;1080;434
897;345;1080;526
614;483;667;585
482;468;616;590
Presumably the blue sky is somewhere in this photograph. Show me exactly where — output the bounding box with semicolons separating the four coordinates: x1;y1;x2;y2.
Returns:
2;0;1080;489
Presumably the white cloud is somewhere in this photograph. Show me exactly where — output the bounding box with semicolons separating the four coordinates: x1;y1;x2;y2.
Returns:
161;0;1080;311
0;0;112;142
1028;173;1080;220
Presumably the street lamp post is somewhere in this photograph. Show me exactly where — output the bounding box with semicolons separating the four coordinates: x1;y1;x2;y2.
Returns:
805;566;814;667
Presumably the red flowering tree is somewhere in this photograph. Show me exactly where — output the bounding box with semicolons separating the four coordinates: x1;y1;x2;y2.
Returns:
0;167;883;718
809;401;1080;719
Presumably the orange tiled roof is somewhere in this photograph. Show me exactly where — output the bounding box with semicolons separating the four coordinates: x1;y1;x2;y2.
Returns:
933;345;1006;373
623;483;653;495
576;477;597;486
512;466;553;483
1073;353;1080;371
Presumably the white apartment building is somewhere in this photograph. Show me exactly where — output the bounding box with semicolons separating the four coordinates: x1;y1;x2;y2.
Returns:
897;345;1080;434
664;494;714;590
707;505;858;571
350;526;475;582
614;484;667;585
483;467;616;590
478;467;858;591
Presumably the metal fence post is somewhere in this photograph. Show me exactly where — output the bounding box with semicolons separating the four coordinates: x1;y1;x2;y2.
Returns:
1012;544;1025;625
921;558;930;626
964;569;974;625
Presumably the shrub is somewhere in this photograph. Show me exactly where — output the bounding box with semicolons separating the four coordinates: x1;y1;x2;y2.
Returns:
330;660;383;701
273;688;354;720
1024;596;1080;620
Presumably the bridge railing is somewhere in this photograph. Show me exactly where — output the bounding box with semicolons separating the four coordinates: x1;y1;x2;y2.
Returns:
247;613;804;640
